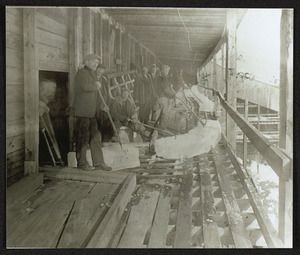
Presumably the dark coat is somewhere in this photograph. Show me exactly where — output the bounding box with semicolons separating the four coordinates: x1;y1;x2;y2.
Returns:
73;66;102;118
110;97;135;123
157;75;176;99
133;74;154;105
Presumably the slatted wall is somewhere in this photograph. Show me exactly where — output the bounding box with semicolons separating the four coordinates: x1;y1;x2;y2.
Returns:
36;8;69;72
6;8;25;186
6;7;158;186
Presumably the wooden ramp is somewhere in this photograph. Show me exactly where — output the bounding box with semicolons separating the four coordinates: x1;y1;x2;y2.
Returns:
106;142;282;248
6;168;136;248
7;141;282;248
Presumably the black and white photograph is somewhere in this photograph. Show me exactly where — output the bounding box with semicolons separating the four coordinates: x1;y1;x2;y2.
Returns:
5;6;293;249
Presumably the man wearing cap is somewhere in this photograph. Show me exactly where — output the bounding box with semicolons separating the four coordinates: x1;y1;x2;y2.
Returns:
73;53;112;171
96;63;114;142
155;64;176;123
110;86;148;142
133;66;155;124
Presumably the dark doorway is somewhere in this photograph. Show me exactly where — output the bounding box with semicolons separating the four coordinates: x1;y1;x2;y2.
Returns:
39;71;69;165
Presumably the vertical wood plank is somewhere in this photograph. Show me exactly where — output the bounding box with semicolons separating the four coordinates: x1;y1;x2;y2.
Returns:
102;17;110;68
213;55;217;90
148;186;171;248
83;8;92;56
127;36;131;70
279;9;293;243
243;99;248;168
115;27;121;72
225;9;237;153
279;9;293;155
121;32;126;71
95;12;100;57
174;171;193;248
131;40;135;66
23;8;39;175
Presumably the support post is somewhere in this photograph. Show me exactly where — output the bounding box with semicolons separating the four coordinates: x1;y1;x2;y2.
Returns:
225;9;237;153
83;8;92;56
213;55;217;91
95;12;101;58
243;99;248;168
23;8;39;175
256;104;261;173
278;9;293;247
115;27;121;72
102;17;110;68
68;8;77;152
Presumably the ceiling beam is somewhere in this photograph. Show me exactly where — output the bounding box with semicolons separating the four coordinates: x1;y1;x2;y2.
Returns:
112;14;225;23
124;25;224;33
159;55;203;62
104;8;227;16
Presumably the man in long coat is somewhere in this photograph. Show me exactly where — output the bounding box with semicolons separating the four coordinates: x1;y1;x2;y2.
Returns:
73;54;111;171
133;66;155;124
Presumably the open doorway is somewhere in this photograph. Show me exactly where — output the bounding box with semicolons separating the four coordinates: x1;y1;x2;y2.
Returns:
39;71;69;165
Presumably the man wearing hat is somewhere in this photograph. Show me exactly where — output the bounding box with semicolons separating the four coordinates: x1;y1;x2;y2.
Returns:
110;86;148;142
73;53;112;171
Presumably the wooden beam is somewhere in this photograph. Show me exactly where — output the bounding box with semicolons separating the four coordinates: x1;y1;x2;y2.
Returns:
198;155;222;248
40;166;128;184
213;89;290;179
125;25;224;33
87;174;136;248
113;14;225;24
279;12;293;246
212;145;252;248
23;8;39;175
94;12;101;57
68;8;78;151
83;8;92;56
279;9;293;156
225;9;237;152
222;134;284;248
147;186;171;248
102;18;110;68
115;28;121;72
213;55;217;90
174;171;193;248
243;99;248;168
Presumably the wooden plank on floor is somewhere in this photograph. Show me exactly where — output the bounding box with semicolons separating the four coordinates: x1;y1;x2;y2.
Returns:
222;134;284;248
212;145;252;248
87;174;136;248
148;185;172;248
117;183;160;248
40;166;128;184
7;180;93;248
57;182;113;248
174;170;193;248
107;203;132;248
7;173;43;206
198;155;222;248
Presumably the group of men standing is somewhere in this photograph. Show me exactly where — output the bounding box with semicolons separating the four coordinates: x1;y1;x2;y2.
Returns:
72;53;187;171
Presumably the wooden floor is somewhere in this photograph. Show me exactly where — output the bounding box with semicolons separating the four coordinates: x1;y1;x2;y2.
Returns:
7;141;280;248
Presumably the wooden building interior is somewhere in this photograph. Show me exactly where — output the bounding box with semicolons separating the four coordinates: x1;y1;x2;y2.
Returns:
6;7;293;248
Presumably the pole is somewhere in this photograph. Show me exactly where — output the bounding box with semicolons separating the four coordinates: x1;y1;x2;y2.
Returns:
97;88;123;149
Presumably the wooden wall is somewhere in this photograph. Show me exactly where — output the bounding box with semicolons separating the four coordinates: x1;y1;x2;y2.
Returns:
36;8;69;72
6;8;25;186
6;7;160;186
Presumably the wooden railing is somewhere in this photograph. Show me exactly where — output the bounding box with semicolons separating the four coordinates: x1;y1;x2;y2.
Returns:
199;85;292;247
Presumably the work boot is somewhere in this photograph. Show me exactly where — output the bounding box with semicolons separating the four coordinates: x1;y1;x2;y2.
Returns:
78;165;95;171
94;164;112;171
